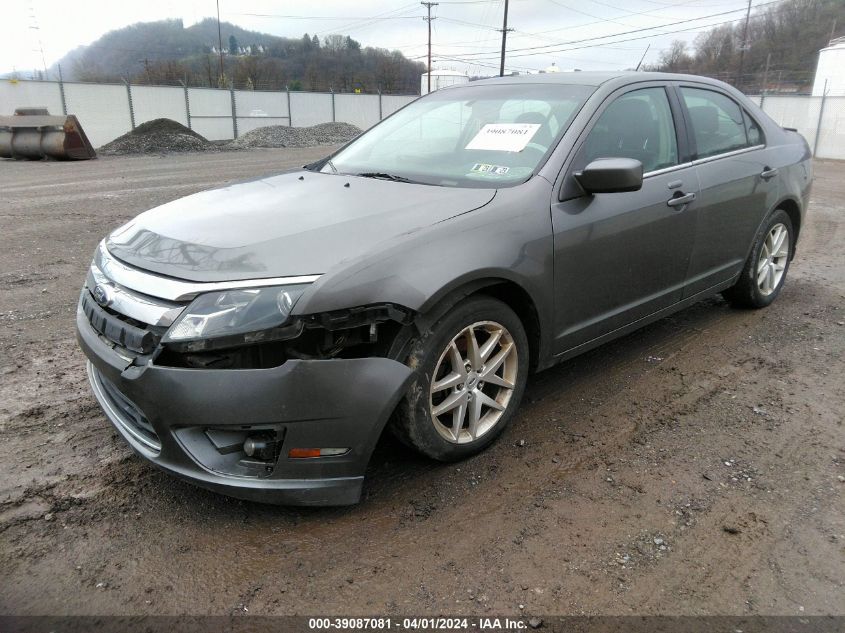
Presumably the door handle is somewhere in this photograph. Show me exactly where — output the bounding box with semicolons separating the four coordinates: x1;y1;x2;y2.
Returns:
667;192;695;208
760;167;779;180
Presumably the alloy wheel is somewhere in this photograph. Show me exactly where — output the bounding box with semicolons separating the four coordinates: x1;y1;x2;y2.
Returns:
757;222;789;296
429;321;518;444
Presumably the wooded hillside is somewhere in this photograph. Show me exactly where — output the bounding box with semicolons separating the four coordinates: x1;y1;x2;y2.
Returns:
650;0;845;92
52;18;424;94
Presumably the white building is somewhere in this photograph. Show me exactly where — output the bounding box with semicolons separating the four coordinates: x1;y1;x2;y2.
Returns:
421;69;469;95
812;37;845;97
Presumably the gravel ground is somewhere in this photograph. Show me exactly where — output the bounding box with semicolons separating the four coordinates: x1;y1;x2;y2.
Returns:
98;118;214;155
0;150;843;617
228;121;361;148
98;119;362;155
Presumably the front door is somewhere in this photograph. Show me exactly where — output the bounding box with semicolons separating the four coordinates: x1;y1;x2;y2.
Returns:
551;85;698;354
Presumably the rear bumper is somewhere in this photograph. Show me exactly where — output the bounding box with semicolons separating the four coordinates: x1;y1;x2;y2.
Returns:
76;306;413;506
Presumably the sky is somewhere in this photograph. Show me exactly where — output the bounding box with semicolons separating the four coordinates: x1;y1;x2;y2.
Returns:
1;0;765;77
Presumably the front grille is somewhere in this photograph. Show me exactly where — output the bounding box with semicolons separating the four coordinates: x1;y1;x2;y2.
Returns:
81;290;162;354
88;363;161;452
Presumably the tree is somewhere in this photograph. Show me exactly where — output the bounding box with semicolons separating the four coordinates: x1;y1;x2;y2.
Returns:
657;40;692;73
323;34;347;52
649;0;845;92
54;16;426;93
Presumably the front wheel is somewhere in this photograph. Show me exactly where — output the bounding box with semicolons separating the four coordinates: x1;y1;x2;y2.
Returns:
722;209;794;309
391;296;529;461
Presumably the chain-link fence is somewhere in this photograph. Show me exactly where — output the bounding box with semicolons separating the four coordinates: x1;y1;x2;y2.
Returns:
0;79;417;148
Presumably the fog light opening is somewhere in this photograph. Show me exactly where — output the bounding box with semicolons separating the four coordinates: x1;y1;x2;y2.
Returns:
288;447;350;459
243;433;278;461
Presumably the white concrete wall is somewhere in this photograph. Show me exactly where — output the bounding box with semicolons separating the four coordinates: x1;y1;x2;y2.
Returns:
334;94;380;130
132;85;189;128
234;89;290;135
0;79;417;146
63;82;132;148
288;91;334;128
755;94;845;160
7;79;839;160
0;79;64;116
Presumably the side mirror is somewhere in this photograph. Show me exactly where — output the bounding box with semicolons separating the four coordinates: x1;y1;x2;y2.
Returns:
574;157;643;194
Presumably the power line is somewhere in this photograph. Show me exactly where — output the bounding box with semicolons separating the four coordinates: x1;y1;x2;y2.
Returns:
466;10;771;63
494;0;751;43
313;3;421;37
444;0;778;60
226;13;423;21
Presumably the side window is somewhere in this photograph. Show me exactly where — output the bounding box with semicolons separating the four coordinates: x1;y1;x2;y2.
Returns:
578;87;678;174
743;110;763;146
681;87;749;158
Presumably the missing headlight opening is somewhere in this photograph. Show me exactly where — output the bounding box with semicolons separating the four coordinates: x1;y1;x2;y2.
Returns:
155;303;415;370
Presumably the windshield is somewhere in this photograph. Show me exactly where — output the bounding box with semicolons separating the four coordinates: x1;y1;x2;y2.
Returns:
320;83;594;188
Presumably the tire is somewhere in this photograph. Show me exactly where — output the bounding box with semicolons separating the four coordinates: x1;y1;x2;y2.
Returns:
391;296;529;461
722;209;794;309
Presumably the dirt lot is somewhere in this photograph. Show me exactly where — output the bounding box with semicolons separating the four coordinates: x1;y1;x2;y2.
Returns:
0;150;843;617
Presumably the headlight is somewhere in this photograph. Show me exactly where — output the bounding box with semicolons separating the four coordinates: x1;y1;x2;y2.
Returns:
164;284;309;344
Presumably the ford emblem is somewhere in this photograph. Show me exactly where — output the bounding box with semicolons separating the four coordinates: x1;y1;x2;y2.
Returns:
92;284;113;307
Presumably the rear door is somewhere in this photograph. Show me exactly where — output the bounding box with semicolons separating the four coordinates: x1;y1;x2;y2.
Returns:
550;84;699;354
676;85;780;296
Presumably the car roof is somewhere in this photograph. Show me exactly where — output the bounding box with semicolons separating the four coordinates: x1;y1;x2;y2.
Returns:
468;71;727;89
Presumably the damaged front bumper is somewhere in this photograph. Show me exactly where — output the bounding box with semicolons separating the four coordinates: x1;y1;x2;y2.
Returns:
76;306;413;506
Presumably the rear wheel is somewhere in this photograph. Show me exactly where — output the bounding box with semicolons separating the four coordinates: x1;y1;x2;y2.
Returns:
722;209;793;309
392;296;529;461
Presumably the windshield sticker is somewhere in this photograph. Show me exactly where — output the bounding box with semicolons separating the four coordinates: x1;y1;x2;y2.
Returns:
465;123;541;152
470;163;510;175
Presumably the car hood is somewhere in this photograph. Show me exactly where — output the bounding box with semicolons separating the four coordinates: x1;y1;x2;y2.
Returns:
106;171;496;282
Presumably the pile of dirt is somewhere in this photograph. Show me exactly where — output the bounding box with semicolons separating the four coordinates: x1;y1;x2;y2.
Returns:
228;122;362;149
99;118;214;155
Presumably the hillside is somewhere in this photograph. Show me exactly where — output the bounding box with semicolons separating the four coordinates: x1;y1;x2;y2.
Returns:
650;0;845;92
52;18;424;94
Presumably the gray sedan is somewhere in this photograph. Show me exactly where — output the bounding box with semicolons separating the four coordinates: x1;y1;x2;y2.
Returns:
76;72;812;505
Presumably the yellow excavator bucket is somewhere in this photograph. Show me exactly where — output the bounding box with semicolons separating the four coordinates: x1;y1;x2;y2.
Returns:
0;108;96;160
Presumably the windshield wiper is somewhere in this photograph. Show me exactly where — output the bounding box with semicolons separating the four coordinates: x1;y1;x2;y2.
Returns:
356;172;416;183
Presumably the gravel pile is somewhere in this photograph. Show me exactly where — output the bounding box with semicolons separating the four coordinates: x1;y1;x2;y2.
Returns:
228;122;362;149
99;118;214;155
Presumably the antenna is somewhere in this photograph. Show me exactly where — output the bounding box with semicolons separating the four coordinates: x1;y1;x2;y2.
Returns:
635;44;650;72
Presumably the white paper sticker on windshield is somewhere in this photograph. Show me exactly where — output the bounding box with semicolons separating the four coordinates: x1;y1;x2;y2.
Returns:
465;123;541;152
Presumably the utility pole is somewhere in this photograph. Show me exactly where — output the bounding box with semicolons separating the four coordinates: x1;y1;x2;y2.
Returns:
422;2;438;94
216;0;225;86
762;52;771;94
498;0;513;77
736;0;752;91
